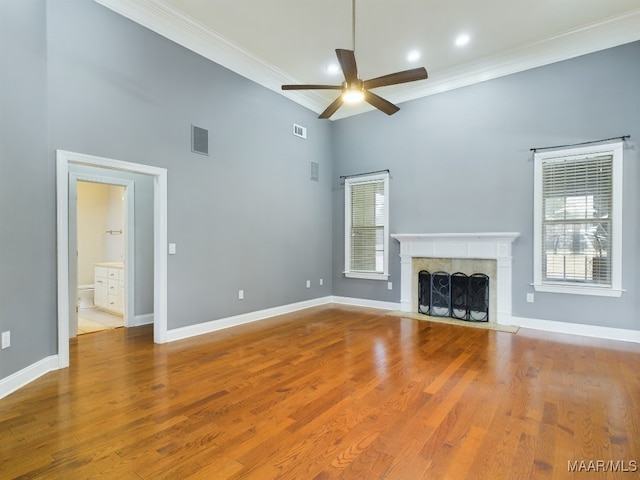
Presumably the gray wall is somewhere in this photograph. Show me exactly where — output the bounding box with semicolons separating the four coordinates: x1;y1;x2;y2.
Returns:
0;0;57;379
331;41;640;331
0;0;333;379
46;0;333;332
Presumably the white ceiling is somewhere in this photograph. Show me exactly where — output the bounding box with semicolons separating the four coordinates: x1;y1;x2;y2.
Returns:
97;0;640;120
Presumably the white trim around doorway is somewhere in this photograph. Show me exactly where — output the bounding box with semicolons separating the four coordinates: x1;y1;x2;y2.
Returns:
56;150;168;369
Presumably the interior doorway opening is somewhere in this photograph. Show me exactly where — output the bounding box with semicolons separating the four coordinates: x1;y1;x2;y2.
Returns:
75;181;127;336
56;150;168;369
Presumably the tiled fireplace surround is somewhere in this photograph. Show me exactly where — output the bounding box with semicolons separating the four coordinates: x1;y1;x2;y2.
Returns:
391;233;520;324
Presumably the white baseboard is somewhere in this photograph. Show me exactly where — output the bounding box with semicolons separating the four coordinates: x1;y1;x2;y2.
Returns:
334;297;639;344
0;355;59;400
331;299;639;344
509;316;640;344
166;296;333;342
331;296;401;311
131;313;154;327
164;296;402;344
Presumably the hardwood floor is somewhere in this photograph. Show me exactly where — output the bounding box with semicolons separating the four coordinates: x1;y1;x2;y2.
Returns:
1;305;638;479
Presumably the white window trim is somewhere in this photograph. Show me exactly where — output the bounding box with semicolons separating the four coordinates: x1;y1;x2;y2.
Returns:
344;172;390;281
533;141;624;297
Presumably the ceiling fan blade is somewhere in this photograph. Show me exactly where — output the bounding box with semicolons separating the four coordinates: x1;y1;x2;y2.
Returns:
363;67;428;90
336;49;358;84
364;90;400;116
318;95;345;119
282;84;342;91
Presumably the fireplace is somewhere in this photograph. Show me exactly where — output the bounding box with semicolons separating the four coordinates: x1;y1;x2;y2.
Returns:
391;233;520;324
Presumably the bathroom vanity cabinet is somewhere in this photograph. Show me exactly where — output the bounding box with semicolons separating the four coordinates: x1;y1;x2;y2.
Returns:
94;263;124;316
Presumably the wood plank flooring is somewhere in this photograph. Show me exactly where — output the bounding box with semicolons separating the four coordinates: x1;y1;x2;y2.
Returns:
1;305;638;479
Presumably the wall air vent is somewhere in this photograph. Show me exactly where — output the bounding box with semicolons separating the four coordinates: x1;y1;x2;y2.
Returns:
293;123;307;139
191;124;209;156
310;161;320;182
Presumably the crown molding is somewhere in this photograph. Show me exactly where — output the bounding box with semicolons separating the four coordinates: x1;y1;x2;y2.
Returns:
95;1;640;120
391;9;640;103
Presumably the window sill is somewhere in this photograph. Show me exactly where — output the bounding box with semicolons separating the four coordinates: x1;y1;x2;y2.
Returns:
533;283;624;297
344;272;389;281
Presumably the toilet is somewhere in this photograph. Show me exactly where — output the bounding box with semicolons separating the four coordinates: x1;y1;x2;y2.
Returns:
78;285;95;308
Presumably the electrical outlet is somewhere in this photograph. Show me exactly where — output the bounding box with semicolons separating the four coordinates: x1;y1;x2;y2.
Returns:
306;280;311;289
387;282;393;290
168;243;176;255
1;331;10;349
238;289;244;300
526;293;534;303
319;278;324;286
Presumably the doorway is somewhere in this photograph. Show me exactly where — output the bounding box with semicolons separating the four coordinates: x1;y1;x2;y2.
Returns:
68;172;136;337
75;180;128;336
56;150;168;369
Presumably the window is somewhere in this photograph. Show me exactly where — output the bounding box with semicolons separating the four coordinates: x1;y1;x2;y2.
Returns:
533;142;623;296
344;172;389;280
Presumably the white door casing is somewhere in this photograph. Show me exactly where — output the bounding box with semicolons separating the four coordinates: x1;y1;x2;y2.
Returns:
56;150;168;369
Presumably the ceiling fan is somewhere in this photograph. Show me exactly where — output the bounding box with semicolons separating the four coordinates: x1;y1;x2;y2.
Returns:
281;0;428;119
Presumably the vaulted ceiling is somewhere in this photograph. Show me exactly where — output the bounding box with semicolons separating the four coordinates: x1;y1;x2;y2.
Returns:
96;0;640;119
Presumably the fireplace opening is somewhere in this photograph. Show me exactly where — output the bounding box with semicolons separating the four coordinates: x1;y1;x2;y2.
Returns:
418;270;489;322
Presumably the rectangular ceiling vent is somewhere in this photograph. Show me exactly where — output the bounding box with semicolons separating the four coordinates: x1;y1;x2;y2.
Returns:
293;123;307;139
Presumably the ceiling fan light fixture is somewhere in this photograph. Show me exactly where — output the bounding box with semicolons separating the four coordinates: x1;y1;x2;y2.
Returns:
343;88;365;103
342;81;365;103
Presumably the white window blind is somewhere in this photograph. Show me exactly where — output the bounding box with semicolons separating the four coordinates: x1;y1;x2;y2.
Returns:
533;141;623;297
541;155;612;285
344;173;389;280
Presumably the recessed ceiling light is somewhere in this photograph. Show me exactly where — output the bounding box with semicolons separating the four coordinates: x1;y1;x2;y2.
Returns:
327;63;340;74
407;50;421;62
455;33;471;47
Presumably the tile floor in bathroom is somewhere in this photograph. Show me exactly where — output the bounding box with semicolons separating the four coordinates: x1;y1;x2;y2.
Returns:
77;308;124;335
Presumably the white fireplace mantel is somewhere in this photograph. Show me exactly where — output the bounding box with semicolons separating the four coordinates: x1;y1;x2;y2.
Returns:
391;232;520;324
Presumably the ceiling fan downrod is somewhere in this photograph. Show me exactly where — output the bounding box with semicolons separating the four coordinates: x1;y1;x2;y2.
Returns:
351;0;356;53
